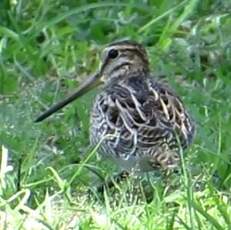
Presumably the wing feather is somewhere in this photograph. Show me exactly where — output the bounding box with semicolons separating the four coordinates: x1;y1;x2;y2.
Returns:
90;75;195;161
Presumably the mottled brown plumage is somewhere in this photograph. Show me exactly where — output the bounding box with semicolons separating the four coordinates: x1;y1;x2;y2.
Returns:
35;40;195;173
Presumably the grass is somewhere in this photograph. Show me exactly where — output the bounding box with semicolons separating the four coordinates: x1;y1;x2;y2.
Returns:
0;0;231;229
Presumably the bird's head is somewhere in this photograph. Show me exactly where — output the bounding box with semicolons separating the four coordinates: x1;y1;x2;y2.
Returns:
99;40;149;83
35;40;149;122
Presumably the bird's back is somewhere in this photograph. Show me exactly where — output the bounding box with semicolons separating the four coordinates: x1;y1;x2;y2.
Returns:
90;73;195;171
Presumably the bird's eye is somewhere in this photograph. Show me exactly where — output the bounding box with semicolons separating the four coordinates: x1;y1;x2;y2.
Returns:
108;49;118;59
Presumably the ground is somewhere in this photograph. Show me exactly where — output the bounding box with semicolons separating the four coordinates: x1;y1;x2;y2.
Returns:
0;0;230;229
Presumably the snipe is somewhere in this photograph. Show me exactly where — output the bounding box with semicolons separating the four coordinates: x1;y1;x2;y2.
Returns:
35;40;195;173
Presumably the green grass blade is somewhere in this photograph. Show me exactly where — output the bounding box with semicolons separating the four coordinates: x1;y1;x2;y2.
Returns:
138;0;187;33
192;200;224;230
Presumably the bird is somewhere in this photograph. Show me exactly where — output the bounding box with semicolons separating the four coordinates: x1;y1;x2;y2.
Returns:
35;40;195;175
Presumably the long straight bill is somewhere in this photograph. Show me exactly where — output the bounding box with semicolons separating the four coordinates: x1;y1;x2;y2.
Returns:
35;73;102;122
